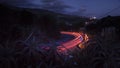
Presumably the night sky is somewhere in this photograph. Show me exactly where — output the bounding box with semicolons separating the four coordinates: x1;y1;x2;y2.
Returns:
0;0;120;18
63;0;120;18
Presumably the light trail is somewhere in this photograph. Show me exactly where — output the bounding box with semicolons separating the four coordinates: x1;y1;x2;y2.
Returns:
57;31;84;52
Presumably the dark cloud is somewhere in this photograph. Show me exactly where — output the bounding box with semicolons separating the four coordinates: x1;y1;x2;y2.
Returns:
41;0;57;3
0;0;28;5
0;0;72;13
40;0;72;12
69;8;87;16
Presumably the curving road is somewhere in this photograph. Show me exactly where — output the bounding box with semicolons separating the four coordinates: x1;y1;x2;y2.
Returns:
57;31;84;52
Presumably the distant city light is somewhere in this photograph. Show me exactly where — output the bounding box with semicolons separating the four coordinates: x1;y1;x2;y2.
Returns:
93;16;96;19
90;16;97;20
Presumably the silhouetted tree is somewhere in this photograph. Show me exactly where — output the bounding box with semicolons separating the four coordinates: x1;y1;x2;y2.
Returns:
0;4;34;43
20;10;34;27
39;14;61;39
86;15;120;37
72;22;85;31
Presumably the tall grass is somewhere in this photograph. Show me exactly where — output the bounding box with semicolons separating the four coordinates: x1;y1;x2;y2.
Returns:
80;34;120;68
0;26;120;68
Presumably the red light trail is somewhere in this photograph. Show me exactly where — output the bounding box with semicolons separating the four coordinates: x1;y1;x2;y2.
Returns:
57;31;84;52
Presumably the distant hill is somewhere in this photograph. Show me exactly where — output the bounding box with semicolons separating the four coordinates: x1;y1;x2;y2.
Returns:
0;3;89;24
0;4;59;41
12;4;89;30
0;4;89;41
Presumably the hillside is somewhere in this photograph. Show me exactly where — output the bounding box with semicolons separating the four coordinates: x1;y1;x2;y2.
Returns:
0;4;89;41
